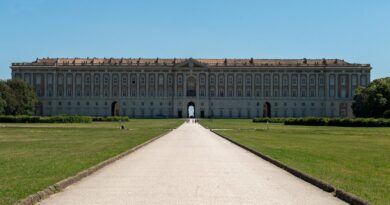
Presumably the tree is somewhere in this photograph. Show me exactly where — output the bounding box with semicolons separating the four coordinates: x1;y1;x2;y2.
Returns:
352;77;390;118
0;96;6;115
0;79;38;115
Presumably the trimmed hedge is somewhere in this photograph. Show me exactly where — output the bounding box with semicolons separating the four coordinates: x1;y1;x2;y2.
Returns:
0;115;92;123
0;115;40;123
284;117;390;127
253;118;292;123
92;116;129;122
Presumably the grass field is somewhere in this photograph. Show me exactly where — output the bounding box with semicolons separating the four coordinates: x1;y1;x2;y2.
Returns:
0;119;182;205
200;119;390;205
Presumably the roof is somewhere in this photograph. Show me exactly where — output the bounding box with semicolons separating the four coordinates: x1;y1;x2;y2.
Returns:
11;57;370;67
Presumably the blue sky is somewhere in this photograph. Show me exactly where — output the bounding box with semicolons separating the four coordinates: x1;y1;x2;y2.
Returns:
0;0;389;80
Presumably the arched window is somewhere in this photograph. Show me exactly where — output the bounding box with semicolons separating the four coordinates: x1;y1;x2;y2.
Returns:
186;77;196;96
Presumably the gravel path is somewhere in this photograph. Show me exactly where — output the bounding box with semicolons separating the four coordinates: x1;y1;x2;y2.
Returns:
38;121;346;205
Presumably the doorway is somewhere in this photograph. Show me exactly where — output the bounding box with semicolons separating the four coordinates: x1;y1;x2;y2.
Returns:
263;102;271;118
111;101;120;116
187;102;195;118
200;110;205;118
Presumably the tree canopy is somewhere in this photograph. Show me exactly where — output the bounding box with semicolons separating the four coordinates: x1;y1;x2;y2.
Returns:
0;79;38;115
352;77;390;118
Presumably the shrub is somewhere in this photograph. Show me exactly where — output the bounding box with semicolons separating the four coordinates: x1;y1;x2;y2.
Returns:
0;115;92;123
92;116;129;122
40;115;92;123
285;117;390;127
0;115;40;123
384;110;390;119
253;118;291;123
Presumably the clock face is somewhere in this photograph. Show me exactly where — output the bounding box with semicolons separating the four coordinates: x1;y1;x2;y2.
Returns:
188;62;194;68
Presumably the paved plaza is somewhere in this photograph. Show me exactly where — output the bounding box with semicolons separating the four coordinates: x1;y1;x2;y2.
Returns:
38;121;345;205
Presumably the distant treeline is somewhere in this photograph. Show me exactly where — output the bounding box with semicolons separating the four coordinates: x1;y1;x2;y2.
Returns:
0;115;130;123
253;117;390;127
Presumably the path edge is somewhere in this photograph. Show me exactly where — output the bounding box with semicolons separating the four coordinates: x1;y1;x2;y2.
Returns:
14;128;175;205
208;128;372;205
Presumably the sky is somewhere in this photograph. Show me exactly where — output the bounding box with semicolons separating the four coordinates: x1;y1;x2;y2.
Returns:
0;0;389;80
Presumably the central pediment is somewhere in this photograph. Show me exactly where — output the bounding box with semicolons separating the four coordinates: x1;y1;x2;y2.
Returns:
175;58;207;68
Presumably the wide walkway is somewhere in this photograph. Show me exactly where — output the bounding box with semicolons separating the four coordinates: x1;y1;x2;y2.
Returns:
39;121;346;205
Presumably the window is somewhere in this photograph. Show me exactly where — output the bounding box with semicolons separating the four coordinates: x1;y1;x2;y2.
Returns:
122;77;127;84
292;90;297;97
219;90;224;97
301;90;306;97
255;76;260;85
255;90;260;97
265;76;270;85
178;76;183;85
273;76;279;85
310;90;316;97
228;89;233;97
283;90;288;97
246;76;251;85
150;76;155;84
113;77;118;84
301;77;307;85
319;77;324;85
237;90;242;97
159;75;164;85
236;76;242;85
330;75;335;85
246;90;251;97
95;76;99;84
200;89;205;97
274;90;278;97
219;75;224;85
210;90;215;97
283;76;288;86
292;76;298;85
228;76;233;85
310;77;315;85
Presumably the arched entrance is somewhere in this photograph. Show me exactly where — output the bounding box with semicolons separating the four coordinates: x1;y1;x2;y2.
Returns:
187;102;195;118
263;102;271;118
111;101;120;116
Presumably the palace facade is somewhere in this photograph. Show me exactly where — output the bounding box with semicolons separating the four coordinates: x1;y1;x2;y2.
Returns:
11;58;371;118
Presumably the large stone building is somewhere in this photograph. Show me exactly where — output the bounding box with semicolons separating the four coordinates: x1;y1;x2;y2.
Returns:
11;58;371;118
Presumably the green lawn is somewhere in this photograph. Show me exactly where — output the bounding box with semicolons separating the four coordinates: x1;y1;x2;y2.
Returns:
0;119;182;205
200;119;390;205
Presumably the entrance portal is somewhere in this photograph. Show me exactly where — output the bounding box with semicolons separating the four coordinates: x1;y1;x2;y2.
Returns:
200;110;205;118
111;101;120;116
263;102;271;118
187;102;195;118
